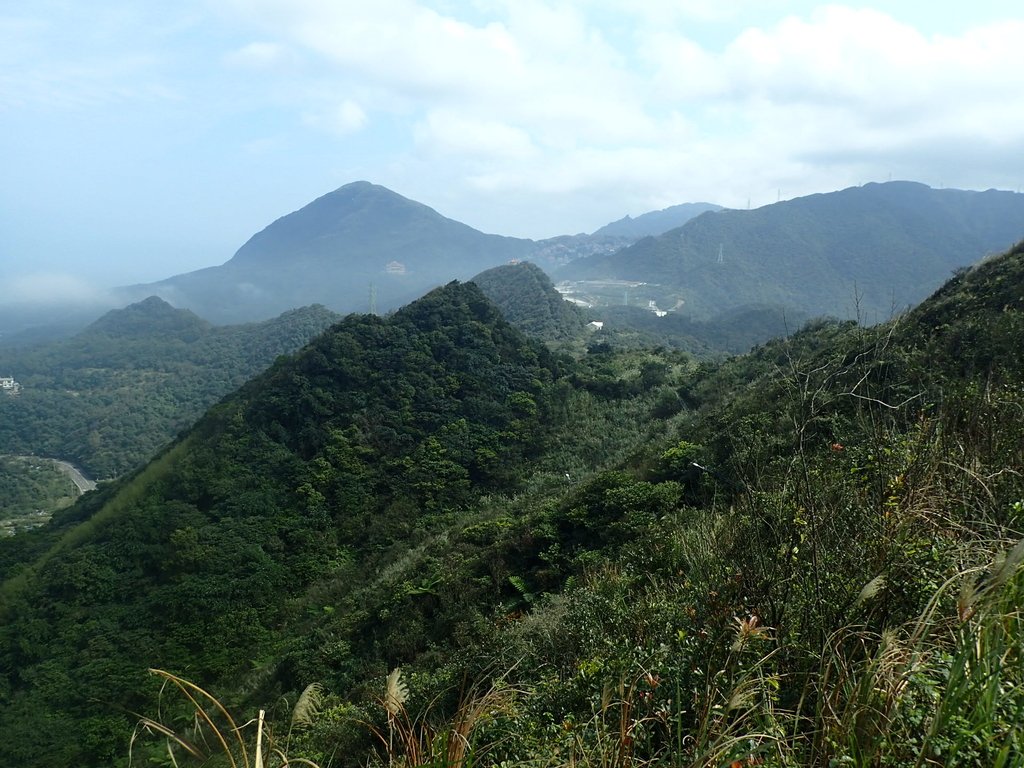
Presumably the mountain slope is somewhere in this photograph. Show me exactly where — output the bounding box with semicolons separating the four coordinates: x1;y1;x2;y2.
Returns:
0;298;342;478
470;261;588;341
0;281;566;765
561;181;1024;323
131;182;536;323
83;295;211;341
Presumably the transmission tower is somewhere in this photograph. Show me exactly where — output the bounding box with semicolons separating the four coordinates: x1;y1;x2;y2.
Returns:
369;282;378;315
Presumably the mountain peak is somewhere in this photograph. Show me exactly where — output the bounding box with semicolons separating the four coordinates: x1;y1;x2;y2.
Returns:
221;180;528;275
136;182;535;324
322;180;422;207
83;296;210;340
471;261;587;341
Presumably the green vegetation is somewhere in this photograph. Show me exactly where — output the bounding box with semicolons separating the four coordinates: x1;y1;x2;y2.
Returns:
0;457;79;536
1;242;1023;767
471;261;588;342
562;181;1024;324
0;298;340;479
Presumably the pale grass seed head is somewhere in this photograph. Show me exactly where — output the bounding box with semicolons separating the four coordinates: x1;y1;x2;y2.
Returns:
385;668;410;715
855;574;886;608
731;615;770;652
291;682;324;730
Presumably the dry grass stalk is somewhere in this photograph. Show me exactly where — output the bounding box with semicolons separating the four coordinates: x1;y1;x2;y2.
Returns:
130;668;322;768
371;668;518;768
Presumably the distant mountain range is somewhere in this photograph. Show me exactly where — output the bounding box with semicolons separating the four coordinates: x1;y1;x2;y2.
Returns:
9;179;1023;339
123;182;717;326
559;181;1024;323
127;179;1024;330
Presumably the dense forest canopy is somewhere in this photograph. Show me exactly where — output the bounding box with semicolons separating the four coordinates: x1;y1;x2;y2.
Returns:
0;300;341;478
470;261;589;341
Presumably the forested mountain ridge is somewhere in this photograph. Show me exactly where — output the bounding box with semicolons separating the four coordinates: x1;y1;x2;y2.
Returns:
470;261;589;341
82;295;211;340
1;242;1023;766
0;281;569;764
0;298;342;478
561;181;1024;323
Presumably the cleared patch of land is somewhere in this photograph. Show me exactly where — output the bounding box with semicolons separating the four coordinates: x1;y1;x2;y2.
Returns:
0;455;88;536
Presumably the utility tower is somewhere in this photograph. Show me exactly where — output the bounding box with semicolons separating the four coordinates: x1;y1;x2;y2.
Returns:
369;282;378;315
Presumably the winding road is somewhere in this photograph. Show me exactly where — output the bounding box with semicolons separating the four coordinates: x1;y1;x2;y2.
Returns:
51;459;97;494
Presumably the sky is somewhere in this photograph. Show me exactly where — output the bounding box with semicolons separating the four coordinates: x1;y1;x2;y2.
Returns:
3;0;1024;305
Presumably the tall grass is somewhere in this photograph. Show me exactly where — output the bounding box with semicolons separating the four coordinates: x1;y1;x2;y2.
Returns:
131;668;322;768
368;668;519;768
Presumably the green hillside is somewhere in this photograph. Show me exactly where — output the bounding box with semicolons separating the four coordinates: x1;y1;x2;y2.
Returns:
82;295;212;340
0;457;79;535
0;298;341;478
1;243;1022;766
471;261;589;342
561;181;1024;323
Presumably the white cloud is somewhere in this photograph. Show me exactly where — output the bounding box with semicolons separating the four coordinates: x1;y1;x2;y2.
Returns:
627;6;1024;205
315;3;1018;232
222;0;652;146
302;99;367;136
6;0;1024;315
415;109;536;159
3;272;114;307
